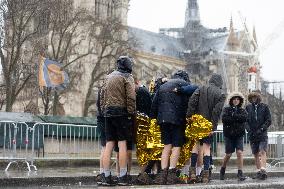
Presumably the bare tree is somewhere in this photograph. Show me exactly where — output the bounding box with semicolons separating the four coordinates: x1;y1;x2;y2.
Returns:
38;0;94;115
82;16;139;116
0;0;43;112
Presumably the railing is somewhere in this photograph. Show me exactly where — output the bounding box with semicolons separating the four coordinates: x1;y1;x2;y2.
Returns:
0;121;34;171
212;131;284;159
30;122;99;170
1;120;284;171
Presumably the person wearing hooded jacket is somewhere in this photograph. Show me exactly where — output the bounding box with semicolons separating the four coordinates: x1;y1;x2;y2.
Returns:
220;92;247;181
101;56;136;186
246;91;271;180
187;73;226;183
150;70;190;185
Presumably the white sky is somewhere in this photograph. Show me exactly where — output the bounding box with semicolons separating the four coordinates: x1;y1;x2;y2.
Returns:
128;0;284;82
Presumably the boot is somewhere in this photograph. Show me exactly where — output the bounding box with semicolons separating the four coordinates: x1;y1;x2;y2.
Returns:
136;172;153;185
260;169;268;180
188;167;196;183
202;170;210;183
252;171;262;179
153;169;168;185
167;168;183;185
220;167;226;180
237;170;247;181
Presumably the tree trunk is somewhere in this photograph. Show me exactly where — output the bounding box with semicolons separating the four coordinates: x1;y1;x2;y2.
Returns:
5;80;13;112
52;91;59;116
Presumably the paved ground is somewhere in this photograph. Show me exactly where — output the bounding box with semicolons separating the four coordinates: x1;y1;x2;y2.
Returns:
1;165;284;188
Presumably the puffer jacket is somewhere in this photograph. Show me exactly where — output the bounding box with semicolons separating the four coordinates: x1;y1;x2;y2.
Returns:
151;78;189;126
187;74;226;130
245;92;271;142
102;70;136;117
222;92;247;138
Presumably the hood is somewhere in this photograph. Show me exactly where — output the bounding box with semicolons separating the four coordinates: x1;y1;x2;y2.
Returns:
209;74;223;88
227;92;245;107
172;70;190;82
117;56;133;73
248;91;262;104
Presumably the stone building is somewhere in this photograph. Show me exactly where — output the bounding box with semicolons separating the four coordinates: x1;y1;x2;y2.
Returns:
129;0;283;130
130;0;261;97
8;0;129;116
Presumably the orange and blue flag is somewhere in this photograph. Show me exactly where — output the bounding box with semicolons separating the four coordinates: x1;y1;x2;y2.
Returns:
38;56;69;90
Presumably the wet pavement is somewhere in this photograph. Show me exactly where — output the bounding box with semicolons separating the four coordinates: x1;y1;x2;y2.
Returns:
1;164;284;188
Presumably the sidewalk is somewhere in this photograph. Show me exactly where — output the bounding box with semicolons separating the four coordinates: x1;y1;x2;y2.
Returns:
1;159;284;188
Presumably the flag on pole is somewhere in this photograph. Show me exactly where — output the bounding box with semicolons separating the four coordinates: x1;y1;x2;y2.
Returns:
38;56;69;90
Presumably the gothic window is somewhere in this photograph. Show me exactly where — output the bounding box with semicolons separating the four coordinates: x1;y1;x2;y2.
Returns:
249;75;252;82
281;114;284;125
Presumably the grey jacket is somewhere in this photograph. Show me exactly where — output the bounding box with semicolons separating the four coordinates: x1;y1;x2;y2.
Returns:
187;74;226;130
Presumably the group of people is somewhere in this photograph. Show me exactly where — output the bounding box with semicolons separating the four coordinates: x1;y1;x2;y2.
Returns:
96;56;272;186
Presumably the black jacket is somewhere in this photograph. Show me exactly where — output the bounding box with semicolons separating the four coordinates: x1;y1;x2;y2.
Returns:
222;106;247;138
136;86;152;115
151;78;189;126
245;91;271;142
246;103;271;142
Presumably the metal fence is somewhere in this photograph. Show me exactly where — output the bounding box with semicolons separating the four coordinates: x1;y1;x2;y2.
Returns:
0;121;35;171
1;120;284;171
212;131;284;159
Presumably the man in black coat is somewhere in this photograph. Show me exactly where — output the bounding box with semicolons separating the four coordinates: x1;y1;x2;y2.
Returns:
246;91;271;180
187;73;226;183
150;70;190;185
220;92;247;181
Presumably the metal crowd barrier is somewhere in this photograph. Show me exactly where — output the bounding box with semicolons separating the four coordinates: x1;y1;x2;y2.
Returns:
0;121;35;171
1;120;284;171
212;131;284;160
30;122;99;170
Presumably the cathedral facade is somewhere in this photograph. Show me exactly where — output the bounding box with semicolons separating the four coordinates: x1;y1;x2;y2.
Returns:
130;0;261;97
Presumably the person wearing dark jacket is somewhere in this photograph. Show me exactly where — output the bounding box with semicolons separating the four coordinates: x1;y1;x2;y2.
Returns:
246;91;271;180
136;85;152;115
150;70;190;185
220;92;247;181
101;56;136;186
187;73;226;183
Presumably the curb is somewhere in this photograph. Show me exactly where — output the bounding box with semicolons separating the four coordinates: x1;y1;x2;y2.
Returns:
1;172;284;187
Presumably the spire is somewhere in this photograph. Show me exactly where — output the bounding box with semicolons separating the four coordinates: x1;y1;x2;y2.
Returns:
184;0;200;26
227;16;239;49
253;25;258;44
230;15;233;30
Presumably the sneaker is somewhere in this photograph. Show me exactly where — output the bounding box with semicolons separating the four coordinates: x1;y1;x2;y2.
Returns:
220;167;226;180
252;171;262;179
101;173;115;186
237;170;247;181
117;174;131;186
96;173;103;185
260;169;267;180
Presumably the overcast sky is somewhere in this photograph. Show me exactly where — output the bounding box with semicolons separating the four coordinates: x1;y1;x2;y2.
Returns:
128;0;284;84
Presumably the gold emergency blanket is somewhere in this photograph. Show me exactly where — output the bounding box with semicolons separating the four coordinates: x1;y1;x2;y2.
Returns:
136;113;212;167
